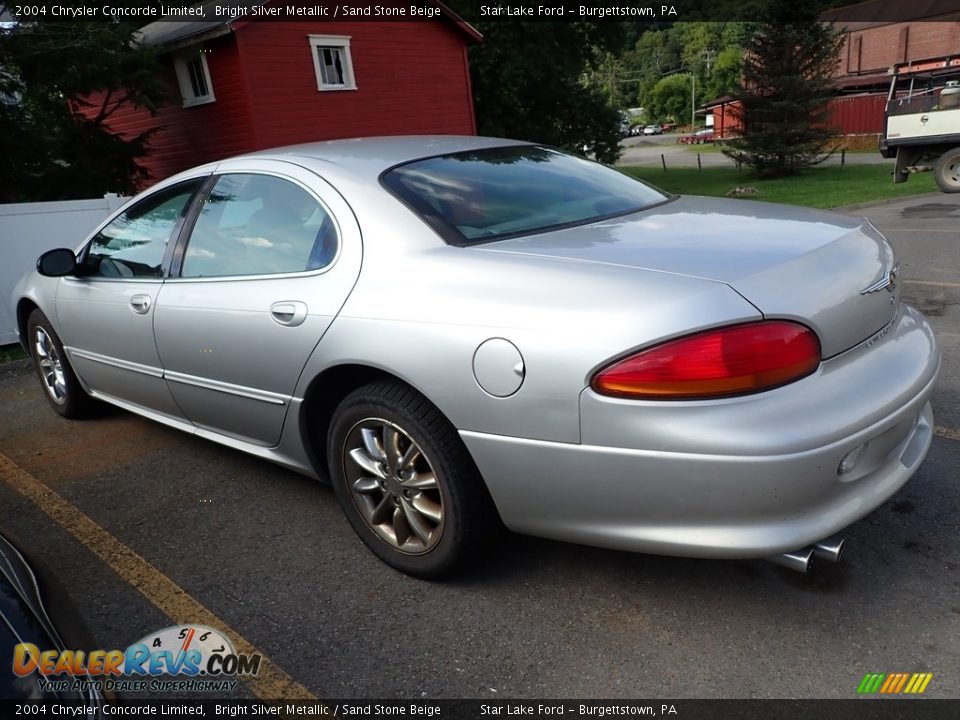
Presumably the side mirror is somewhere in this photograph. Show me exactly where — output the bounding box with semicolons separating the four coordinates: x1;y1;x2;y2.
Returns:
37;248;78;277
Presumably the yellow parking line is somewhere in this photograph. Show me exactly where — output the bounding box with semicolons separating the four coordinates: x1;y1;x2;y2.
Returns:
904;280;960;288
934;426;960;442
0;451;315;700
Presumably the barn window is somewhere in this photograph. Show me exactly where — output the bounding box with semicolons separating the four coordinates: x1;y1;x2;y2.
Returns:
308;35;356;91
174;49;215;107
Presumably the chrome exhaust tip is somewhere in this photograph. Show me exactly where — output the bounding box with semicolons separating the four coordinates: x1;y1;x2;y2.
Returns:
766;547;815;573
812;536;845;563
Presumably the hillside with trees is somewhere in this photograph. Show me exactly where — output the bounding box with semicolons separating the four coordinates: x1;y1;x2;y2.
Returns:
603;22;754;128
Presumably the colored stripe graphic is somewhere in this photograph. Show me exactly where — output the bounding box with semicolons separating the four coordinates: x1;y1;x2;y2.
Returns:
857;673;885;694
912;673;934;694
858;672;933;694
890;673;910;694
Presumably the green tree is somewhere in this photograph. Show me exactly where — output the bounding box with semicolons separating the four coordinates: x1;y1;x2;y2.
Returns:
632;29;681;78
703;46;742;101
720;21;756;48
624;23;750;120
675;22;721;74
446;12;627;164
623;29;681;112
721;1;844;177
0;5;167;202
649;74;692;124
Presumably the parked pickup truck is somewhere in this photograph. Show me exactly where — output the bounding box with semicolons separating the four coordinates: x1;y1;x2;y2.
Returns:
880;55;960;193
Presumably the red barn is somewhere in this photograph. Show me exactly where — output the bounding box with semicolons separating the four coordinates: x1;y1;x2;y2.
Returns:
78;1;481;184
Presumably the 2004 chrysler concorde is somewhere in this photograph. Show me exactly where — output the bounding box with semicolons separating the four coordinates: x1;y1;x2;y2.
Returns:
12;137;940;577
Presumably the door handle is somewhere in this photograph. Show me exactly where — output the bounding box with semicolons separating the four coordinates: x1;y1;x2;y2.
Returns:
270;301;308;327
129;294;151;315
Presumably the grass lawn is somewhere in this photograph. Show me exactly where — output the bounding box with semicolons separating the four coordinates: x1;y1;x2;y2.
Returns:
0;344;27;364
681;142;725;154
681;143;879;156
622;164;938;209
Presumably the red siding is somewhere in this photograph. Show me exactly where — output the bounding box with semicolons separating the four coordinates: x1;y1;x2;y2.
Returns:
711;94;886;137
711;103;741;138
78;34;255;185
236;20;476;148
827;94;887;134
75;19;475;184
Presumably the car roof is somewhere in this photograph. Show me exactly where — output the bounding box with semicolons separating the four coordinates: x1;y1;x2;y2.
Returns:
233;135;532;183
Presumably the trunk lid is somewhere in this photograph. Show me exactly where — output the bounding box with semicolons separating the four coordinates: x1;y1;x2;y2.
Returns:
477;196;900;358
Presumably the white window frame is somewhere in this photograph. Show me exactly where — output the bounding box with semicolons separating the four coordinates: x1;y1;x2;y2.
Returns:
173;49;215;107
308;35;356;91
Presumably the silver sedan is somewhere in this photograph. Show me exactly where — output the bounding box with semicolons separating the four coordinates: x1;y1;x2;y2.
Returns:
12;137;939;577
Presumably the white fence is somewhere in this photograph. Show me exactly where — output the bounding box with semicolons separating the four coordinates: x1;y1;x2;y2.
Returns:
1;195;128;345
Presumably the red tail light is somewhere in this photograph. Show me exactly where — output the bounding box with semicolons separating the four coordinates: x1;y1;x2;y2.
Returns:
591;321;821;400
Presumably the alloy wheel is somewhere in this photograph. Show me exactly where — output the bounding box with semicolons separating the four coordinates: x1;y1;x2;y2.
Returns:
34;327;67;405
342;418;444;554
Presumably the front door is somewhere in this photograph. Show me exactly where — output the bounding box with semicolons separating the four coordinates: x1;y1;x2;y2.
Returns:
55;178;206;419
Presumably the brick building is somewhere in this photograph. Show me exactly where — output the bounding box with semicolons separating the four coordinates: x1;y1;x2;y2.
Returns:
824;1;960;96
707;3;960;139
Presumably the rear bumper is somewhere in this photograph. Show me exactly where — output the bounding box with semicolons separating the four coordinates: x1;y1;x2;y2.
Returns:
461;304;940;559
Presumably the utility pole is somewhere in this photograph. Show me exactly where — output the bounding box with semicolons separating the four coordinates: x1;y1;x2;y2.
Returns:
703;49;717;76
691;73;695;128
695;50;716;130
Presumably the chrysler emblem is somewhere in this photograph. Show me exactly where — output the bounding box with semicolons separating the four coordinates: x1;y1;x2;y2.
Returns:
860;263;899;295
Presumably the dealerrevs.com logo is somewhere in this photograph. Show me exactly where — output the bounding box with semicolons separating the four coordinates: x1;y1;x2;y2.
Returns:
13;624;261;693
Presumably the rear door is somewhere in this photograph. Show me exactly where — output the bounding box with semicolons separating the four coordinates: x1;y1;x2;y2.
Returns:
152;159;362;447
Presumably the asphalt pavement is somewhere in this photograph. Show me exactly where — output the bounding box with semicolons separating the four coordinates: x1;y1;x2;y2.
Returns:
0;192;957;701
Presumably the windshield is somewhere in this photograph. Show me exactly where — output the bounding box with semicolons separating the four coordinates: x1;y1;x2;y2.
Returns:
381;145;669;245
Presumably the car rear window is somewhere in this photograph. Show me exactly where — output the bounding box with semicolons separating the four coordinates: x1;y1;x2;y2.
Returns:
381;145;669;245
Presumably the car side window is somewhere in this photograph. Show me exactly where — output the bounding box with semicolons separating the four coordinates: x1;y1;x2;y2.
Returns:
81;180;202;279
180;173;338;278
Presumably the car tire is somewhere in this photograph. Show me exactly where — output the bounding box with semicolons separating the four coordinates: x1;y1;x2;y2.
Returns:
934;147;960;193
26;309;94;418
327;380;499;578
